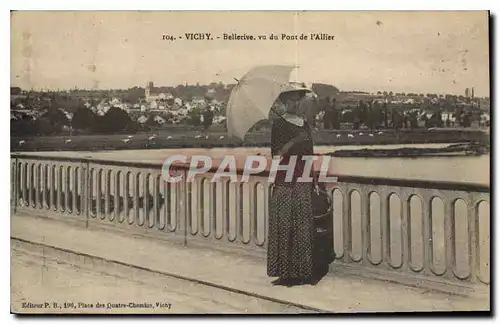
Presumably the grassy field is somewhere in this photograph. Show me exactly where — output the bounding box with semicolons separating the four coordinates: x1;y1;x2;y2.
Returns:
11;127;488;153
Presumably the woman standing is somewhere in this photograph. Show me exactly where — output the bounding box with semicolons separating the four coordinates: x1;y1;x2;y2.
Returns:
267;88;317;286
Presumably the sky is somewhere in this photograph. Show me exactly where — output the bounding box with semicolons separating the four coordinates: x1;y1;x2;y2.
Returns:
11;11;490;96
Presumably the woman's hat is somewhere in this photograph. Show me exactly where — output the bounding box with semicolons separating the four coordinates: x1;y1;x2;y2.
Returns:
279;82;312;95
278;82;314;101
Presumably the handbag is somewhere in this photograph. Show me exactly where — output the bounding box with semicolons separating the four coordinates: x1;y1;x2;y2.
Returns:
311;185;335;269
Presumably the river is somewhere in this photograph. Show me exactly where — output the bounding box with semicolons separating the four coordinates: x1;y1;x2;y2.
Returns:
24;143;489;185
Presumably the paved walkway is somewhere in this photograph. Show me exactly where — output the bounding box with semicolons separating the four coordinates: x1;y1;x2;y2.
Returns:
11;214;489;313
12;241;307;314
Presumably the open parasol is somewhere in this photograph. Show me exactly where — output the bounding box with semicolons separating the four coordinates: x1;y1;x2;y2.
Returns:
225;65;311;140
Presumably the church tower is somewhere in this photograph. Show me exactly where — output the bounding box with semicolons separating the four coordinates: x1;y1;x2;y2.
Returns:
145;81;153;102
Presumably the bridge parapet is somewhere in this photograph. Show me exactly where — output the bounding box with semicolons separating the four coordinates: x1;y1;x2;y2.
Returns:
10;154;490;288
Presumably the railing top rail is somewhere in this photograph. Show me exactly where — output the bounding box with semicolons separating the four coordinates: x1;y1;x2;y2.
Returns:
11;153;165;169
11;153;490;193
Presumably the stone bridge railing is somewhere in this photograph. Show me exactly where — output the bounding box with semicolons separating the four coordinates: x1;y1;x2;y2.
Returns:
10;154;490;287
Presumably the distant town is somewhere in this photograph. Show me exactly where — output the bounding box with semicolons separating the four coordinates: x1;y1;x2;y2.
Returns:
10;81;490;137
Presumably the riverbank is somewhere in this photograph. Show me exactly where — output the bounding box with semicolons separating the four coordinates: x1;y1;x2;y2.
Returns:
328;142;490;158
11;128;488;153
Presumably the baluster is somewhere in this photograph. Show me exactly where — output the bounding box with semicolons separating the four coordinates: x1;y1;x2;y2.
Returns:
88;168;95;217
63;166;72;214
188;180;196;234
177;181;183;232
227;182;234;240
211;182;217;238
34;164;40;208
10;160;14;208
180;171;189;245
80;165;85;215
240;184;246;242
114;171;120;222
444;198;455;279
29;163;35;208
38;164;43;208
57;166;63;211
50;165;56;210
237;181;245;242
124;172;130;224
225;181;231;239
164;182;171;231
96;169;102;219
38;164;44;209
467;198;479;283
23;163;28;206
198;179;204;235
214;181;224;240
401;194;410;271
360;189;370;263
73;167;79;214
52;165;56;209
202;179;211;237
17;162;22;206
104;170;111;220
179;181;184;231
247;183;256;245
422;196;433;276
41;164;46;209
82;163;89;222
342;188;352;263
153;175;160;229
29;163;34;207
65;167;71;213
16;162;20;206
11;160;17;212
380;191;391;266
133;173;140;226
181;180;189;235
59;165;64;211
43;165;49;209
16;161;21;208
143;173;150;227
21;163;27;206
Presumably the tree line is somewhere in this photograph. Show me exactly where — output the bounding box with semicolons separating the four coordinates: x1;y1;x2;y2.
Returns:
11;105;217;136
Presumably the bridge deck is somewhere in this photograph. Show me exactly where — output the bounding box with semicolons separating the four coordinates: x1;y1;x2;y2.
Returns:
11;213;489;313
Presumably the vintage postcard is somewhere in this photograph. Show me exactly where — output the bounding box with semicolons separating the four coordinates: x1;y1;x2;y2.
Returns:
10;11;490;314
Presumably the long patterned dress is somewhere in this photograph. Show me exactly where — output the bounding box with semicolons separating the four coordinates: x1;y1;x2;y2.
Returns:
267;115;315;280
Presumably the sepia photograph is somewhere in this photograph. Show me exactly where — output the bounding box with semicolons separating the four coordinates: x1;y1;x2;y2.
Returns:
9;10;490;314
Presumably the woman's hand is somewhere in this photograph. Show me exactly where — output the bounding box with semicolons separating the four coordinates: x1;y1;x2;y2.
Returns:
313;178;320;193
312;168;320;193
